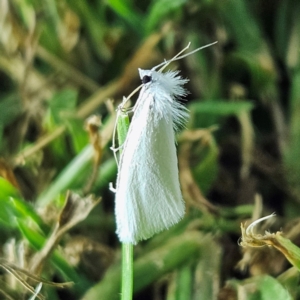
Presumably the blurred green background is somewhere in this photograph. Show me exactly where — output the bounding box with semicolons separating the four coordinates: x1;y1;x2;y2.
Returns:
1;0;300;299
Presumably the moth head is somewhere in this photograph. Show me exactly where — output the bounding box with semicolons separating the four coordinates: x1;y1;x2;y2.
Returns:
138;69;153;85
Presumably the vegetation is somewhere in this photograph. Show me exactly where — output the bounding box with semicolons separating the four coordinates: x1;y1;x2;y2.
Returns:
1;0;300;299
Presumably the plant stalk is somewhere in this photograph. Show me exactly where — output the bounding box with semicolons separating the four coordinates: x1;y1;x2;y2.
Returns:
116;113;133;300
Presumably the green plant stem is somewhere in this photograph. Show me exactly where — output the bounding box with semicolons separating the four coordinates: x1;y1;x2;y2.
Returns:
122;243;134;300
81;231;207;300
116;113;133;300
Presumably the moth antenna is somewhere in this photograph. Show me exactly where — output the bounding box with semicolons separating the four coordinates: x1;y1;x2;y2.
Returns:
153;41;218;72
120;84;143;110
111;109;120;166
156;42;191;72
113;95;135;166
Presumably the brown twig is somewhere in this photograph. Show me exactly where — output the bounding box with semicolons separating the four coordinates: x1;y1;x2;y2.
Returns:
83;115;103;194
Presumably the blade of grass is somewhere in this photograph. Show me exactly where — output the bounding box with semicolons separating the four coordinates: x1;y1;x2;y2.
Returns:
36;114;115;207
175;265;192;300
107;0;143;34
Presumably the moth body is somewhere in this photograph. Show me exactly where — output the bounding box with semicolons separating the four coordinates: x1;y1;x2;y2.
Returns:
115;68;188;244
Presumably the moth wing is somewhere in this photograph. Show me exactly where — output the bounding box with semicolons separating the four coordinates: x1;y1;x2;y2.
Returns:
115;91;185;244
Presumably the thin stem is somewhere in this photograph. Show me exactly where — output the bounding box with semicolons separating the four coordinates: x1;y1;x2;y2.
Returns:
116;113;133;300
122;243;134;300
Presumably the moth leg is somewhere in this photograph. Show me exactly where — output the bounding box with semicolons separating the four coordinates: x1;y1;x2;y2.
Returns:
110;144;124;153
109;182;116;193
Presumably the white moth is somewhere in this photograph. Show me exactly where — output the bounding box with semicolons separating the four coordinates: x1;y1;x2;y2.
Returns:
114;42;217;244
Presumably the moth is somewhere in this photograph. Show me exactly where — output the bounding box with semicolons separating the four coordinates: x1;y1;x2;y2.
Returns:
113;42;217;244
